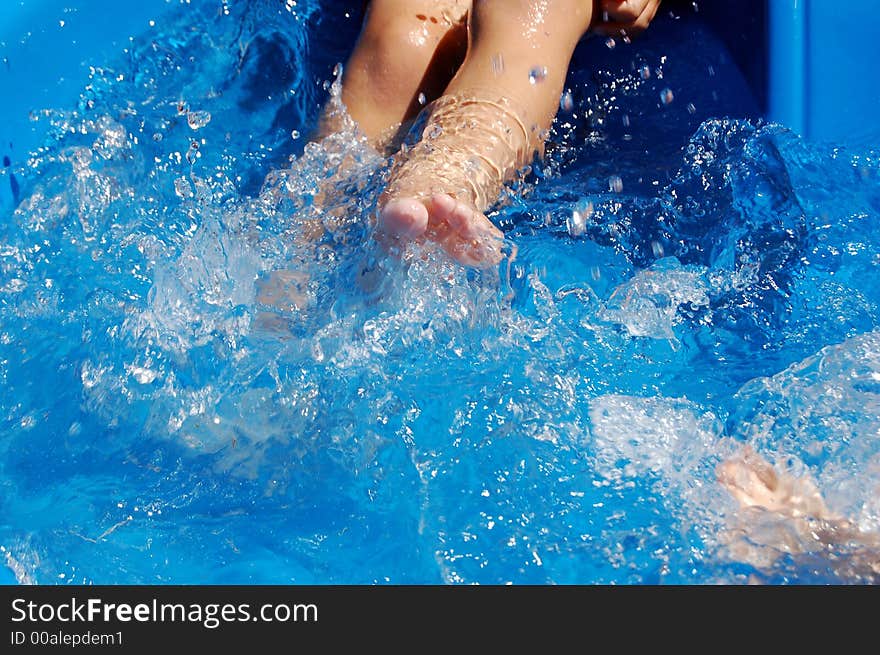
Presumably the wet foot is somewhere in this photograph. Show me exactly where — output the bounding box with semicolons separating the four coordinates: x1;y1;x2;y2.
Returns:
716;446;830;519
375;94;530;269
378;192;504;268
716;446;880;581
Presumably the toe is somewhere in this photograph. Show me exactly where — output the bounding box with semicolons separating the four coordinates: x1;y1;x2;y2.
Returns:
425;194;505;268
378;198;429;239
429;193;501;240
427;193;457;226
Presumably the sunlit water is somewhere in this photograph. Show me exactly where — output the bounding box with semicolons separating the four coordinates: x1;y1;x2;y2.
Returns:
2;1;879;584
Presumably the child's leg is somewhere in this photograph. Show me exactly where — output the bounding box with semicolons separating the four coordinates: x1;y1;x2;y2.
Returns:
322;0;471;146
377;0;593;266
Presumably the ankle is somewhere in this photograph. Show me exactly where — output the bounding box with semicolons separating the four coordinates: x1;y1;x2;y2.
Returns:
385;92;535;211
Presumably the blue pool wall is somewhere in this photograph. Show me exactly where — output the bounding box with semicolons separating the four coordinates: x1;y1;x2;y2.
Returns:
697;0;880;147
772;0;880;146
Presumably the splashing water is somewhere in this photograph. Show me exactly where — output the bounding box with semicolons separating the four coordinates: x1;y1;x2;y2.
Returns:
2;1;880;585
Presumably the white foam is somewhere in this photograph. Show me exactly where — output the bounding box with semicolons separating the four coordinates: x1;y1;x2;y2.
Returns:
598;257;709;343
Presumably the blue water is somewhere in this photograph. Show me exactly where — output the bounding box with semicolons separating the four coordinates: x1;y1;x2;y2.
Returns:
2;1;880;584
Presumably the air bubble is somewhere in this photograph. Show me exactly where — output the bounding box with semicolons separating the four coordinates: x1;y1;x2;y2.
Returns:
639;64;651;80
418;92;427;106
609;175;623;193
686;102;696;115
660;88;674;105
605;38;616;50
290;129;300;140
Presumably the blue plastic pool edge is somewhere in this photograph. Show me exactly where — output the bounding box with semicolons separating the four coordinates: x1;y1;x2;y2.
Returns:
768;1;807;138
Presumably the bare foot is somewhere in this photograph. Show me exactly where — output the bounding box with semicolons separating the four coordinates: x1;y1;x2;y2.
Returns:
716;446;880;581
376;94;530;269
716;445;830;519
378;192;504;268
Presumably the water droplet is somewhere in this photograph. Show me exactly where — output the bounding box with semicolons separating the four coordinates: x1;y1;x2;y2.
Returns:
609;175;623;193
129;365;158;385
559;91;574;112
528;66;548;84
686;102;696;115
185;141;199;165
290;129;300;140
639;65;651;80
567;210;586;237
491;53;504;76
660;88;674;105
174;176;193;199
605;37;616;50
417;92;427;106
186;110;211;130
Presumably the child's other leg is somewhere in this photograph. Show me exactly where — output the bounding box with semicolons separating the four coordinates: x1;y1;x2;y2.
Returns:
377;0;593;266
717;446;880;581
321;0;471;146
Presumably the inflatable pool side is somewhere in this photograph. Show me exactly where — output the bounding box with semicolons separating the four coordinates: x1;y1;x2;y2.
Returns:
700;0;880;146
